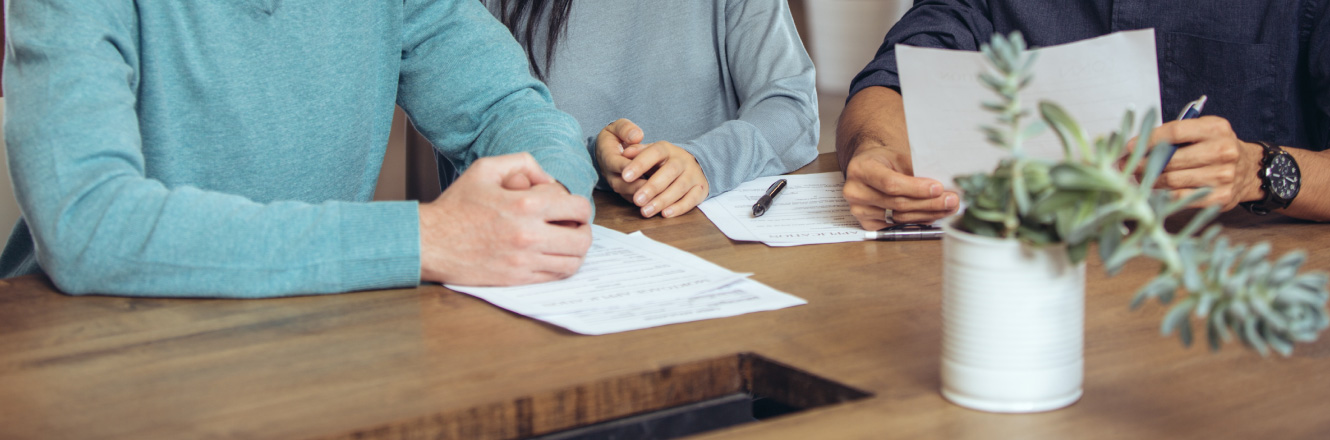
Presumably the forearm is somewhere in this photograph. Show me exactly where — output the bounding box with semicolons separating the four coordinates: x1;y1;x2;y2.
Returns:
836;86;913;174
398;0;596;200
1277;149;1330;221
5;0;424;297
12;171;422;297
677;98;819;197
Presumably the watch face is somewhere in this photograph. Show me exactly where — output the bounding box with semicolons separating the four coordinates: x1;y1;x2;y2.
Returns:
1267;153;1301;200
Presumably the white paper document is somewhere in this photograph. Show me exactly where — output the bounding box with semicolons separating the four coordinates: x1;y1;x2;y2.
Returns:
445;225;805;335
536;279;804;335
899;29;1163;190
697;172;864;246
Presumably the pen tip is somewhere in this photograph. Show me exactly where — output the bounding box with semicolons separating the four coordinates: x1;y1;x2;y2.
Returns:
752;206;765;217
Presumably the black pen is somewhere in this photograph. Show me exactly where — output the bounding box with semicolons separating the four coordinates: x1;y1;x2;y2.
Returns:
751;179;787;217
864;224;943;241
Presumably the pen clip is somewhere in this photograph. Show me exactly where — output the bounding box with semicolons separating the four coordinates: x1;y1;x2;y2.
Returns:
1176;95;1207;120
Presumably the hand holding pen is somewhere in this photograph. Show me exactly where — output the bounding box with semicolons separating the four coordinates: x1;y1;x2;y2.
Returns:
1160;95;1207;167
1142;95;1269;211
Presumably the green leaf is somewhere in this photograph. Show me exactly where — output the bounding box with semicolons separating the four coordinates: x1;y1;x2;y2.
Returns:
1039;101;1088;159
966;205;1008;223
1068;240;1090;264
1030;190;1082;217
1122;108;1159;174
1132;275;1178;309
1009;31;1027;53
1270;250;1308;283
1021;119;1047;142
1106;235;1144;276
1138;140;1173;191
1208;301;1233;345
1011;163;1031;215
1109;109;1136;162
1162;296;1199;342
1195;290;1217;317
1049;162;1119;191
1164;187;1213;216
1016;224;1057;245
1206;315;1224;351
960;214;1001;238
1180;243;1204;292
980;43;996;68
1065;202;1127;244
1292;272;1330;301
1242;318;1270;356
1018;46;1038;76
992;33;1016;72
979;72;1006;93
1275;283;1325;308
1177;205;1221;239
1241;242;1272;270
1250;296;1289;331
1098;224;1124;267
1266;328;1294;357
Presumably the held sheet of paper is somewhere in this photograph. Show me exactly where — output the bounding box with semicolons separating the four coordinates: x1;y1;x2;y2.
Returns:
697;172;865;246
445;225;805;335
899;29;1163;189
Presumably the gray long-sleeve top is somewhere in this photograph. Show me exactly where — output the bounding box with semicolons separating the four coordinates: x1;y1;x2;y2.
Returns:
484;0;820;197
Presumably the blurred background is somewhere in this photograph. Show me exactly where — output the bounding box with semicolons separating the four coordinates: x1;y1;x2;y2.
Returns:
0;0;911;235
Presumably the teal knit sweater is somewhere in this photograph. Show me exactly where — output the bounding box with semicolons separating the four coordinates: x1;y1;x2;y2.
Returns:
0;0;597;297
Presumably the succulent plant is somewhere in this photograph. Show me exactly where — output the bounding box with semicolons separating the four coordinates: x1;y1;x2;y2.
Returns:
954;32;1329;356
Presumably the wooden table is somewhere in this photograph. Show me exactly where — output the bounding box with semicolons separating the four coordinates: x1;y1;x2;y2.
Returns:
3;153;1329;439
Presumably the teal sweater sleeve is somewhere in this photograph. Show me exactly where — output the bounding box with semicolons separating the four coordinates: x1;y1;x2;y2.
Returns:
2;0;419;297
1;0;591;298
398;0;597;199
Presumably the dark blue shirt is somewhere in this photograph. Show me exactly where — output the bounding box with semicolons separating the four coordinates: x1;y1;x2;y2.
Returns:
850;0;1330;151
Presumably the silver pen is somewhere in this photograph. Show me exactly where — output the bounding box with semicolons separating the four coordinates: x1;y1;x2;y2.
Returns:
864;224;944;241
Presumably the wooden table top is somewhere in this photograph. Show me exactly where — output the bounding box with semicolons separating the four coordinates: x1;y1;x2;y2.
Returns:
3;153;1329;440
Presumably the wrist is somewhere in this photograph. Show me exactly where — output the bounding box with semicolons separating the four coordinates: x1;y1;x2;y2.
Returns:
1240;141;1268;203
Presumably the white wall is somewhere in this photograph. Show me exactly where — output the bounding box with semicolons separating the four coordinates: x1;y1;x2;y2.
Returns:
804;0;911;95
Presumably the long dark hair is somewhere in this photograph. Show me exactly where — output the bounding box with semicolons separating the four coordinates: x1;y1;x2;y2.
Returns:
495;0;574;82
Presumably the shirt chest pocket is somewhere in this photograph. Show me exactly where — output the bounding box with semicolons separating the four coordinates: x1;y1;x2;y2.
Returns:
1159;32;1279;143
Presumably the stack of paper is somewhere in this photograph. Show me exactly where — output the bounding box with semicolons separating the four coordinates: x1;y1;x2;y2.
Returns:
697;172;865;246
446;225;805;335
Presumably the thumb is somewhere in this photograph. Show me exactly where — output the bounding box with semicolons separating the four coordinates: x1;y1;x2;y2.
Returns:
502;171;533;190
475;153;554;188
610;118;644;145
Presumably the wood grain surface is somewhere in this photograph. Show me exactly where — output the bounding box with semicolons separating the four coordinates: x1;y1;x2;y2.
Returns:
2;154;1328;440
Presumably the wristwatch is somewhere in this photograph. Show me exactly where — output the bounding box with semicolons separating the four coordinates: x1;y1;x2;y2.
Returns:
1240;141;1301;215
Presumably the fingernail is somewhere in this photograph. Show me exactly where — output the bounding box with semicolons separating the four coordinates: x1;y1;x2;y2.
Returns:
663;208;674;217
635;193;647;205
945;194;958;209
930;184;942;197
642;204;656;216
630;128;643;140
623;170;635;181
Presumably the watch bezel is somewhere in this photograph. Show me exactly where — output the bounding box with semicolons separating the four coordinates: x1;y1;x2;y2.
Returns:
1241;141;1300;215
